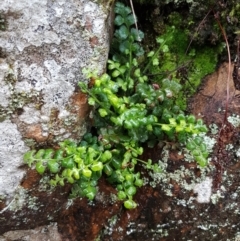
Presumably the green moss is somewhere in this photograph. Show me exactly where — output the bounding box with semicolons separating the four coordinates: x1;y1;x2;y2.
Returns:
145;12;222;110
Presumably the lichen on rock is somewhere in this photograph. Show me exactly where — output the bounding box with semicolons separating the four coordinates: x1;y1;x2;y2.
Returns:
0;0;113;233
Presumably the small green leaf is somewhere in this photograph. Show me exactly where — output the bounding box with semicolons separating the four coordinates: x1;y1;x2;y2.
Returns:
82;168;92;178
192;150;201;156
134;178;143;187
88;97;95;105
124;199;137;209
100;150;112;162
126;15;135;26
134;68;141;77
197;119;204;125
176;114;185;122
125;173;134;182
49;179;57;186
111;158;122;169
98;108;108;117
54;149;64;160
117;191;127;200
186;141;196;151
91;162;103;172
117;25;129;40
161;124;172;132
187;115;196;124
114;15;124;26
198;125;208;132
114;2;131;15
43;149;54;159
194;136;203;145
152;58;159;66
47;160;60;173
112;70;121;78
131;28;144;41
195;156;208;167
72;168;80;179
156;37;164;44
199;143;207;152
118;190;126;200
119;42;130;54
35;161;46;174
84;186;97;200
67;176;75;184
175;125;184;132
23;150;36;166
34;149;46;159
162;45;169;53
125;186;137;196
61;157;75;168
152;163;162;173
147;51;155;57
103;164;113;176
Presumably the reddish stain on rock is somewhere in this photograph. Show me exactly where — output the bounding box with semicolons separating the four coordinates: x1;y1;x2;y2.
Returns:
70;92;90;119
90;36;99;47
24;124;48;142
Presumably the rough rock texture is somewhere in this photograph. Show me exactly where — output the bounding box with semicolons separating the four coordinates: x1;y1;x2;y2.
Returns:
0;0;112;199
1;37;240;240
0;0;114;239
0;223;62;241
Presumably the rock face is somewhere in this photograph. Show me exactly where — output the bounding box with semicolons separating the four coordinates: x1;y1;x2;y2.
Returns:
0;0;113;238
2;1;240;241
0;0;112;199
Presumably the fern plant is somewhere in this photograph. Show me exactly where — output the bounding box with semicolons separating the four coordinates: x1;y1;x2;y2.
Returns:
24;2;210;209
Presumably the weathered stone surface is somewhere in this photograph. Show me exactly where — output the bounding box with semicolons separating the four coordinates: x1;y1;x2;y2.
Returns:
0;170;122;241
1;55;240;241
0;0;114;238
0;223;62;241
0;0;112;200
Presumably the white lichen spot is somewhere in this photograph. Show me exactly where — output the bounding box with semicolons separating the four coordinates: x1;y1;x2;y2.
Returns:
0;121;28;199
235;148;240;157
44;59;61;81
84;2;98;15
93;18;105;34
211;189;224;204
0;186;38;213
226;144;234;151
228;114;240;128
103;215;118;236
53;6;63;18
16;63;48;91
19;105;41;124
202;135;216;153
235;233;240;241
209;123;218;135
193;177;212;203
58;109;70;119
0;60;11;107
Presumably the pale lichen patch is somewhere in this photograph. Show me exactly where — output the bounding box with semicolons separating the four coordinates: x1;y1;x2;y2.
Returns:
0;0;112;203
193;177;213;203
0;121;28;198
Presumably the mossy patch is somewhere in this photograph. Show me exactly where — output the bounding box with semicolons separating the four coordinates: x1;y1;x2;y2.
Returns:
145;12;223;110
